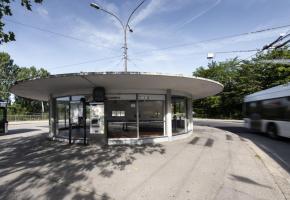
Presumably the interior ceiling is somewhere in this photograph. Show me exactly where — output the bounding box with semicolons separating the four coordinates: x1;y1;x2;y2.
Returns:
10;72;223;101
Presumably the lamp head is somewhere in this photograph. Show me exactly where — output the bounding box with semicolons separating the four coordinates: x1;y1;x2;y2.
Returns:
90;3;100;9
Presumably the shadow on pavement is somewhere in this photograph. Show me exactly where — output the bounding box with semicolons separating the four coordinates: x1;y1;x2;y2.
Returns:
230;174;272;189
1;128;40;135
0;133;166;199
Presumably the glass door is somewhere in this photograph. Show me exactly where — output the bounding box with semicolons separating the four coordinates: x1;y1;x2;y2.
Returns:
0;108;5;133
139;100;164;138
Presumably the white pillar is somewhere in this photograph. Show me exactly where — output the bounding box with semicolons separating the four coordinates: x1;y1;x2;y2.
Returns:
187;97;193;132
49;95;56;138
166;90;172;140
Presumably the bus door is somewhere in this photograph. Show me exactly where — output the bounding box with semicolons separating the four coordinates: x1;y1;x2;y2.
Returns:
250;112;262;131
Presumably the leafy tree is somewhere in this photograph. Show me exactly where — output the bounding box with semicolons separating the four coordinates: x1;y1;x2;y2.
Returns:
12;66;49;114
0;0;43;44
0;52;49;115
0;52;19;101
193;48;290;119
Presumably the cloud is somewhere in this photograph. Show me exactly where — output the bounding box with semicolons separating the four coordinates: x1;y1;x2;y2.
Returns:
69;18;123;51
97;0;119;15
131;0;163;26
36;7;49;18
177;0;222;29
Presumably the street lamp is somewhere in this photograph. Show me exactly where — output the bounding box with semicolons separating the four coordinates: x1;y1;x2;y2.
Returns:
90;1;146;72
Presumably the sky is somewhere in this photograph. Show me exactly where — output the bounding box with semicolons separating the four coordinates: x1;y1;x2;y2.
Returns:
1;0;290;76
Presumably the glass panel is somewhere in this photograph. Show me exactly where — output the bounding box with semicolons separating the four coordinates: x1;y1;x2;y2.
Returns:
0;108;4;133
139;100;164;138
261;97;288;121
172;96;187;135
0;108;4;121
106;100;137;138
56;97;70;138
56;96;86;140
70;100;85;140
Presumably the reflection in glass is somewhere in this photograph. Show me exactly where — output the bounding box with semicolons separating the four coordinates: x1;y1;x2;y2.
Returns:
56;96;86;141
139;100;164;138
106;100;137;138
172;96;187;135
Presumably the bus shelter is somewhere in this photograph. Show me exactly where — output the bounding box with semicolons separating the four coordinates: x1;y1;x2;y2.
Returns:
10;72;223;145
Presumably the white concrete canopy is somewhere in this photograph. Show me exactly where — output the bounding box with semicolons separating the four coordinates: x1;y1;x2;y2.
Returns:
10;72;223;101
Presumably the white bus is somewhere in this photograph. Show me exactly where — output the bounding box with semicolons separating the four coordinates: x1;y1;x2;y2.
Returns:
244;83;290;139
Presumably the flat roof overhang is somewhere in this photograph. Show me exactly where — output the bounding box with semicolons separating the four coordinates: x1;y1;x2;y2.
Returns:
9;72;223;101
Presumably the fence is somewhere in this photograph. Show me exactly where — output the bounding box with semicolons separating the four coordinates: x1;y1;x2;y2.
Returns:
7;113;49;121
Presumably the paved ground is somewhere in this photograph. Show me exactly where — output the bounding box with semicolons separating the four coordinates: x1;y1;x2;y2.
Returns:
0;120;289;200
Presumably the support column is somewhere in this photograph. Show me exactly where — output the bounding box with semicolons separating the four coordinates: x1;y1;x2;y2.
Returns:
187;97;193;132
166;90;172;140
136;94;140;139
69;96;72;144
82;98;87;145
49;95;56;139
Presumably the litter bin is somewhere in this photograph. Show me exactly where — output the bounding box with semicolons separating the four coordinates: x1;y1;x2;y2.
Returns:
4;121;8;134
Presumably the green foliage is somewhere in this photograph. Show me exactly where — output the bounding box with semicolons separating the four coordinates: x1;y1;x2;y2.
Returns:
12;66;49;114
193;48;290;119
0;52;49;115
0;0;43;44
0;52;18;100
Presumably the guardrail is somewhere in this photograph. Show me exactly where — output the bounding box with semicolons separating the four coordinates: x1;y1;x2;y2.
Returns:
7;114;49;121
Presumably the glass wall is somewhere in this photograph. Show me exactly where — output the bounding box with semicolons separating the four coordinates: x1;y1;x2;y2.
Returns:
0;107;6;133
53;93;190;141
70;96;86;140
106;100;137;138
55;96;87;142
172;96;187;135
56;97;70;138
139;100;164;138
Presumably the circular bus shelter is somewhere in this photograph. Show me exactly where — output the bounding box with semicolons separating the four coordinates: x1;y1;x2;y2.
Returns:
10;72;223;145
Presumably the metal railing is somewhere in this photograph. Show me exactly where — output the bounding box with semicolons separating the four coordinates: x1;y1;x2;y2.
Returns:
7;113;49;121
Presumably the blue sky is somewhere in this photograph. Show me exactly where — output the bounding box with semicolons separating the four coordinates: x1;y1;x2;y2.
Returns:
1;0;290;76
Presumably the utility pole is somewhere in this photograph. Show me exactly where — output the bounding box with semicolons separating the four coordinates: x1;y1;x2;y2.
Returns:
90;0;146;72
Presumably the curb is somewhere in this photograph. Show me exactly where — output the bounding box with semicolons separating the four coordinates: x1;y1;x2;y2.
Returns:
245;139;290;199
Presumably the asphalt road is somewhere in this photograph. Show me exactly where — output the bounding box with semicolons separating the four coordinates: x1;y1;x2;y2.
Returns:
0;120;289;200
194;118;290;173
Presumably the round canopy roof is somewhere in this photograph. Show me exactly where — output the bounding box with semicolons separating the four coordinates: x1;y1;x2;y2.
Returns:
10;72;223;101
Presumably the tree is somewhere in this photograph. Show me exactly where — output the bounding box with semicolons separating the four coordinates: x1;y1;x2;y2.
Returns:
0;0;43;44
12;66;50;114
0;52;49;115
0;52;19;101
193;48;290;119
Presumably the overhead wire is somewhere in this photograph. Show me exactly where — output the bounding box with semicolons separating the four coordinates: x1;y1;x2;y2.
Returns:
5;18;290;70
4;18;119;52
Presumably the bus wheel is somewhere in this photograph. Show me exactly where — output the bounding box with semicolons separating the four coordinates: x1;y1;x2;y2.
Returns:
266;123;278;139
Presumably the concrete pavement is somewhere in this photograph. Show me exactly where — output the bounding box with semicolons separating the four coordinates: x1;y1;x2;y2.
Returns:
0;121;289;199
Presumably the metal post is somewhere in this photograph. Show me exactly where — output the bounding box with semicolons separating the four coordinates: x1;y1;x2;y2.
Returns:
90;0;146;72
124;28;128;72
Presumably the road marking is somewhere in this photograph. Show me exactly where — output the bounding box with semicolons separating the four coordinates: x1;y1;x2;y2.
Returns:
204;138;214;147
189;137;200;145
226;134;233;141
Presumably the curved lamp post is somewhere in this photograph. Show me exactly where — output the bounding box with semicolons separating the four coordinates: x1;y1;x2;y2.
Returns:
90;0;146;72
